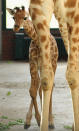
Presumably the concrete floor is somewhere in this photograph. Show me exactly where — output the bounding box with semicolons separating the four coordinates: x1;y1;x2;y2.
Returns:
0;61;73;131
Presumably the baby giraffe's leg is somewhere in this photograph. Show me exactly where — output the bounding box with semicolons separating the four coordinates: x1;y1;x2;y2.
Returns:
24;100;33;129
29;41;41;126
30;1;54;131
25;41;40;127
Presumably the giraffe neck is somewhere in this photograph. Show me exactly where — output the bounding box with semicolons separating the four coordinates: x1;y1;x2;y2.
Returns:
23;19;38;43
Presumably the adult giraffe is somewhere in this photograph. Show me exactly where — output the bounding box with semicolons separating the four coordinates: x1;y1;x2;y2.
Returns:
29;0;79;131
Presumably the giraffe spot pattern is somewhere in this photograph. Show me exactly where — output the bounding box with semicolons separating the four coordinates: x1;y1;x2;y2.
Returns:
75;27;79;34
59;24;63;27
72;38;78;43
64;0;76;8
67;24;73;34
31;0;42;5
32;12;36;20
45;53;49;59
66;11;75;18
43;20;47;26
40;35;47;42
74;14;79;24
33;8;42;15
37;23;45;30
45;44;49;50
72;46;77;52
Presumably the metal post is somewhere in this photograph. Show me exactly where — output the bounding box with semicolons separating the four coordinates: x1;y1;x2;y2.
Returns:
0;0;2;60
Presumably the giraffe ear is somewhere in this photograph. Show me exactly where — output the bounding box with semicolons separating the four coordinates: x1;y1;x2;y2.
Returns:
21;6;25;10
6;8;15;15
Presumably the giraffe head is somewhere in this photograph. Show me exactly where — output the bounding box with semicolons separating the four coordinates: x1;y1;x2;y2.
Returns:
7;6;29;32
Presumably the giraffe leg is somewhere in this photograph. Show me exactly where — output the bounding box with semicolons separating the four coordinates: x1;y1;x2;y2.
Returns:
29;76;41;126
58;19;69;54
30;1;54;131
39;85;42;108
29;41;41;126
48;35;58;129
39;85;55;129
49;89;55;129
66;25;79;131
32;97;41;126
24;100;33;129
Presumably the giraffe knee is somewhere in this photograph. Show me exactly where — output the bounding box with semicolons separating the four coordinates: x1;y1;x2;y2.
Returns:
66;69;79;90
29;87;37;99
41;77;53;91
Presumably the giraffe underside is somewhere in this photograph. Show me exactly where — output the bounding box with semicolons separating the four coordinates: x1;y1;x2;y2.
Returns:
29;34;58;74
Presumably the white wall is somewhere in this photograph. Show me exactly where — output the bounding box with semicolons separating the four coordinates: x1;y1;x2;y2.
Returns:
6;0;59;29
0;0;2;59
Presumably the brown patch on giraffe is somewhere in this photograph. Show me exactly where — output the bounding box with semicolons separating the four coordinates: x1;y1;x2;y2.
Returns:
45;53;49;59
49;66;52;70
69;54;73;60
72;38;78;43
30;63;35;71
54;53;58;59
64;0;76;8
32;32;37;38
45;44;49;50
78;2;79;8
69;64;75;70
58;17;61;21
59;24;63;27
78;46;79;51
31;0;42;5
43;20;47;26
74;15;79;24
55;46;58;52
33;8;42;15
67;23;73;34
75;27;79;34
40;35;46;42
66;11;75;18
31;12;36;20
72;46;77;52
37;23;44;30
27;29;32;35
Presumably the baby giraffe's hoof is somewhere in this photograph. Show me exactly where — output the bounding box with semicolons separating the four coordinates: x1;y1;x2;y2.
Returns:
72;124;74;131
35;113;41;127
37;121;40;127
49;124;55;129
24;123;30;129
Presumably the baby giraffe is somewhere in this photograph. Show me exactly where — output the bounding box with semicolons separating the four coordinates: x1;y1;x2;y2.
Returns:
7;6;58;129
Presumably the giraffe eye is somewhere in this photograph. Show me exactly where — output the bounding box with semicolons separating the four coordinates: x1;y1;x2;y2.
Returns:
24;17;27;20
13;17;15;20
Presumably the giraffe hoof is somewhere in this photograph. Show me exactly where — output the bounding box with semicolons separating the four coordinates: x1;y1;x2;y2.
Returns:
49;124;55;129
37;121;40;127
72;123;74;131
24;123;30;129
